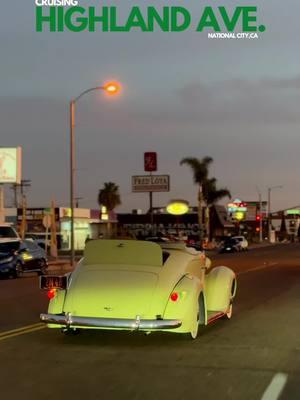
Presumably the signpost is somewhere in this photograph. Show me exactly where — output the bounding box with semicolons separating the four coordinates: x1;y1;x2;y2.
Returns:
132;175;170;192
132;153;170;233
144;152;157;172
42;213;51;255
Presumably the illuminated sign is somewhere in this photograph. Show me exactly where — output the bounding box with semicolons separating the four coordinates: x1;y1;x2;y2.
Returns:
286;209;300;215
227;198;247;221
166;200;189;216
0;147;22;184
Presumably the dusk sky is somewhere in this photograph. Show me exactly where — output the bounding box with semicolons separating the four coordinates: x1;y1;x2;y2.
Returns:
1;0;300;212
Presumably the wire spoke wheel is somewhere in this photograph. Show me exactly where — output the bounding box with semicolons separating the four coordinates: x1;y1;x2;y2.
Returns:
15;262;23;278
38;259;48;275
190;296;202;339
226;303;233;319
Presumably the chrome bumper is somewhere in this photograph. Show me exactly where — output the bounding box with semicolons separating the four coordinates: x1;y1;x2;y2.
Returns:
40;313;182;330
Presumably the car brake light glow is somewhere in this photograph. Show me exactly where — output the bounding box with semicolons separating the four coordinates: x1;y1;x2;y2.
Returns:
170;292;179;302
47;289;57;300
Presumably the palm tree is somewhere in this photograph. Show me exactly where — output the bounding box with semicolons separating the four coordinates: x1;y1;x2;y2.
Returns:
203;178;231;240
97;182;121;237
180;157;213;242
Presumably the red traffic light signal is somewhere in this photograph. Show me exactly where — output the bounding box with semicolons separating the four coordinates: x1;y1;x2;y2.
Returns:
256;215;261;221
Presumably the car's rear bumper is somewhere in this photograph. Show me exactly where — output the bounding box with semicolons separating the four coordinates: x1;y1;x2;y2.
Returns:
40;313;182;330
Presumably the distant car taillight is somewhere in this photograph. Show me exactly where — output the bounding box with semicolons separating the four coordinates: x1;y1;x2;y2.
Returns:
47;289;57;300
170;292;179;302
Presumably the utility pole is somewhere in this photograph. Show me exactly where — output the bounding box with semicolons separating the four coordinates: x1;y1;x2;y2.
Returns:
267;185;283;242
75;197;83;208
0;185;4;223
10;179;31;208
259;191;263;242
10;184;18;208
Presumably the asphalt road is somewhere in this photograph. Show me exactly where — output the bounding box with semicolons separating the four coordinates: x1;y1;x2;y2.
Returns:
0;244;300;400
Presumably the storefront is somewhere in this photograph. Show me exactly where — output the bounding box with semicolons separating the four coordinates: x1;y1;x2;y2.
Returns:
60;208;92;250
16;207;99;251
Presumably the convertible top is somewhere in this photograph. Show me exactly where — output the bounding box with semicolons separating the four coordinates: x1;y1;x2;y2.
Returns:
84;239;163;267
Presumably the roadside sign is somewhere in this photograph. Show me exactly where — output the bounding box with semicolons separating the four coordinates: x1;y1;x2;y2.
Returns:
42;215;51;228
144;152;157;172
132;175;170;192
0;147;22;184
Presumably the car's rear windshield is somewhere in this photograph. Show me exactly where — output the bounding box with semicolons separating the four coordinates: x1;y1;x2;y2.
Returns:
0;227;18;238
0;241;20;253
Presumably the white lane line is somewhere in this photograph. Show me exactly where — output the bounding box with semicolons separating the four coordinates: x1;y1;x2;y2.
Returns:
261;373;288;400
237;262;278;275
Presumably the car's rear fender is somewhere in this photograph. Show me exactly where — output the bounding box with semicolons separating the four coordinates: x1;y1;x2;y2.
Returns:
163;275;204;333
46;272;73;328
205;266;236;313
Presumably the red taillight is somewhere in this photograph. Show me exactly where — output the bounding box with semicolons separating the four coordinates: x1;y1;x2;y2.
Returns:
170;292;179;302
47;289;57;300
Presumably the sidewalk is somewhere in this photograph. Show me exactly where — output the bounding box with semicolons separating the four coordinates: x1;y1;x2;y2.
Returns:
48;258;75;273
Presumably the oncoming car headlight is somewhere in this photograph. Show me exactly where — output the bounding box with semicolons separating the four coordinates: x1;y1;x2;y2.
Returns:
0;256;14;265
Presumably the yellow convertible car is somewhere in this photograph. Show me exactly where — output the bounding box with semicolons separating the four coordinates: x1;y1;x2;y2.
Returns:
40;240;237;339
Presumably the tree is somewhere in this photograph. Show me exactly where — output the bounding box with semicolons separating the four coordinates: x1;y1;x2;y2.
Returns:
180;157;213;243
97;182;121;237
203;178;231;240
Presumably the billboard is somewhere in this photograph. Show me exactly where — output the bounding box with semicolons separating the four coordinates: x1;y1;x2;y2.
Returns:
132;175;170;192
0;147;22;184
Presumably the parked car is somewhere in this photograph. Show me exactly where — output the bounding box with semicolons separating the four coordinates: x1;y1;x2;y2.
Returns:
232;236;249;250
0;239;48;279
220;238;242;253
40;239;236;339
0;223;20;242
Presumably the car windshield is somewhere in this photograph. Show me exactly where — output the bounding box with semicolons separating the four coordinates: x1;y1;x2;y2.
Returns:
0;227;18;238
0;241;20;253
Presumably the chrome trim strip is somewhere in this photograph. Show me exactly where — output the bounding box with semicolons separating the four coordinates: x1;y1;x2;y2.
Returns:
40;313;181;330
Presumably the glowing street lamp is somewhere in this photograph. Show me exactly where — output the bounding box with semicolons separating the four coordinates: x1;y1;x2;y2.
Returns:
69;81;121;266
103;81;121;95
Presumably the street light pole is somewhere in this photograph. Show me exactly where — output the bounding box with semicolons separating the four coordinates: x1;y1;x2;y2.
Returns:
70;100;75;266
69;82;120;267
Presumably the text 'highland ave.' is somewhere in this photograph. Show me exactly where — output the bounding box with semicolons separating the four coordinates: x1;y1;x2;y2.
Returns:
36;6;266;33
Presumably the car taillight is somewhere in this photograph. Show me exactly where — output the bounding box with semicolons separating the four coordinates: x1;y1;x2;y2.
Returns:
170;292;179;302
47;289;57;300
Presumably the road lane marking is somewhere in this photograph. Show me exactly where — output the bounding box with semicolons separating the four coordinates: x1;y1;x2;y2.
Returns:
237;262;278;275
261;373;288;400
0;323;45;341
0;322;44;337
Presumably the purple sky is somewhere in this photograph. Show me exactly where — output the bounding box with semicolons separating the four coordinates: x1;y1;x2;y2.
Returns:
1;0;300;212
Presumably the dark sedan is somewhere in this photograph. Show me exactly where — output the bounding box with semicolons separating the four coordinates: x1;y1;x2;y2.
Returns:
0;240;48;279
219;238;243;254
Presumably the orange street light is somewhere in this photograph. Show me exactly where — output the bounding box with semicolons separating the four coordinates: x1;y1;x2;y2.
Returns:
69;81;122;266
104;81;121;95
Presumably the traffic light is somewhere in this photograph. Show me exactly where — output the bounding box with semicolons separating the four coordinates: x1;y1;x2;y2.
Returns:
256;214;261;233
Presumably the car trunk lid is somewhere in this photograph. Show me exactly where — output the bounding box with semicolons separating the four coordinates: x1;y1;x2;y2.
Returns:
63;267;159;319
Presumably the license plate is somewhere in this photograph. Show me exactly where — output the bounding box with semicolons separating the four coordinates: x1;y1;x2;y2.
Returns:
40;275;67;290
